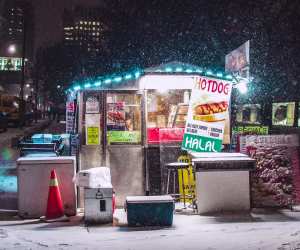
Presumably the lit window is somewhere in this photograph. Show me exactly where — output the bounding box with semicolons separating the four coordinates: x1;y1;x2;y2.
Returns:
84;21;87;25
80;21;83;24
93;22;95;25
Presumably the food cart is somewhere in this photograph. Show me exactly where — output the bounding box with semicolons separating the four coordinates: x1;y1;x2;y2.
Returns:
67;62;234;206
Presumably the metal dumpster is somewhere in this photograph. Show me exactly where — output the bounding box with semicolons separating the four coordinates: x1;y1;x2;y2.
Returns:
17;156;77;218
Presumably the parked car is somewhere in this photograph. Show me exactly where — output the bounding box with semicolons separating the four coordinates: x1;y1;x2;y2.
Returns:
0;94;33;127
0;112;8;132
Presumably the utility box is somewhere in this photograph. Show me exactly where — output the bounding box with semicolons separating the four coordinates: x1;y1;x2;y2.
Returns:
126;195;174;227
84;188;113;224
17;156;77;219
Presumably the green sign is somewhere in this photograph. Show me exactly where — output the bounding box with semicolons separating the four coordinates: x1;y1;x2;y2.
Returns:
233;126;269;135
107;131;141;144
182;133;222;152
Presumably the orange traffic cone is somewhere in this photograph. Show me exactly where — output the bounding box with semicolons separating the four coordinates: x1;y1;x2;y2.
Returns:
41;170;68;222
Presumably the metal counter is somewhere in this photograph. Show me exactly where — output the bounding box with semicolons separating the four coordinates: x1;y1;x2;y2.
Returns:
192;153;255;214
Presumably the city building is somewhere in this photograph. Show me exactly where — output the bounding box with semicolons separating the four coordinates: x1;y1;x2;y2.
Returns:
62;6;108;57
0;0;34;97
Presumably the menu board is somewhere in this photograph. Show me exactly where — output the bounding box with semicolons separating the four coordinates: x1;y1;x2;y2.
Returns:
182;76;232;152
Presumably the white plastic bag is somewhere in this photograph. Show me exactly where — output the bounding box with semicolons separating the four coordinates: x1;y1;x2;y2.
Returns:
74;167;112;188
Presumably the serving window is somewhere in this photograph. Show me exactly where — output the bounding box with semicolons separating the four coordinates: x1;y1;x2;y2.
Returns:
146;90;191;144
272;102;295;126
106;93;141;144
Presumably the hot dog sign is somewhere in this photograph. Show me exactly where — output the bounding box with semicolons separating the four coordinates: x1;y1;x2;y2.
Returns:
181;76;233;152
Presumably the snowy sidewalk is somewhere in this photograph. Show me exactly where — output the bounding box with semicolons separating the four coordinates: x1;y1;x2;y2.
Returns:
1;209;300;250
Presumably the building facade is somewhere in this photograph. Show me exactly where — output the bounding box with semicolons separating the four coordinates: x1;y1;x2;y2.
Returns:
0;0;34;97
63;6;108;57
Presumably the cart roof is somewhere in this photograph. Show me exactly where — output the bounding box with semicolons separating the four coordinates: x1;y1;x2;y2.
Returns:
67;61;233;93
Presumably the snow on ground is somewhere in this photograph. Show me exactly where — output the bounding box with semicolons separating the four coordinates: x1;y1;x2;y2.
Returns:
1;209;300;250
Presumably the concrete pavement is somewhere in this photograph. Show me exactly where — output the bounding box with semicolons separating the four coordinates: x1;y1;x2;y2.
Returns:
1;209;300;249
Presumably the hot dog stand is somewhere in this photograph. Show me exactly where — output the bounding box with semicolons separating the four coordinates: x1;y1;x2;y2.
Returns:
67;62;234;206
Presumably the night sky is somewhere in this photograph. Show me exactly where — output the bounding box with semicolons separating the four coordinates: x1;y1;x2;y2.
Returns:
31;0;100;49
27;0;300;101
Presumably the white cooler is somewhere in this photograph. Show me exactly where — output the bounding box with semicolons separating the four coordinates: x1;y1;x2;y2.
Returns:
84;188;113;224
75;167;113;224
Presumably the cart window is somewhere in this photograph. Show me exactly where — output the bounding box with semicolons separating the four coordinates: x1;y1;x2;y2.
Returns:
147;90;190;144
272;102;295;126
106;93;141;144
235;104;262;124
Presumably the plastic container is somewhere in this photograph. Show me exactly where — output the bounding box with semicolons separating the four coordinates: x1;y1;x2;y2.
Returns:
31;134;53;144
126;195;174;227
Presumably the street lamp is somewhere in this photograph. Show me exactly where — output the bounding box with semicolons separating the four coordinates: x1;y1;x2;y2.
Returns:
8;44;16;54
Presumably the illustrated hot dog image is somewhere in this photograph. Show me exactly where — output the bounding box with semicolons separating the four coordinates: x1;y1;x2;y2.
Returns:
107;111;125;122
193;101;228;122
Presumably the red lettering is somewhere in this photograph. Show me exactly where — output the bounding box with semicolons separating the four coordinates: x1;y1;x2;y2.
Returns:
211;80;218;92
196;78;230;95
217;82;223;93
224;84;229;95
201;79;207;90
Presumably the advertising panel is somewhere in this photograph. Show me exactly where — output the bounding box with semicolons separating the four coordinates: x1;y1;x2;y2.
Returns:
66;101;75;134
85;113;101;145
272;102;295;126
236;104;262;124
107;102;126;131
86;127;100;145
181;76;233;152
107;131;141;144
225;40;250;79
86;96;100;114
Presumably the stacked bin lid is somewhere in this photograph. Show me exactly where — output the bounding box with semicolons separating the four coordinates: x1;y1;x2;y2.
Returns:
126;195;174;203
